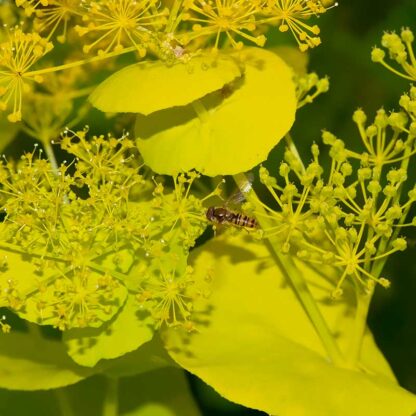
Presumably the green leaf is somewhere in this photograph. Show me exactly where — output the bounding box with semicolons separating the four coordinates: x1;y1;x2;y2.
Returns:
0;368;201;416
163;234;416;416
117;368;202;416
64;369;201;416
0;389;59;415
63;294;154;367
99;334;176;378
0;331;93;390
89;53;242;115
135;47;297;176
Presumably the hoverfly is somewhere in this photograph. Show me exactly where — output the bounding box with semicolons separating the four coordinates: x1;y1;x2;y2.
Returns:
206;177;257;229
206;206;257;228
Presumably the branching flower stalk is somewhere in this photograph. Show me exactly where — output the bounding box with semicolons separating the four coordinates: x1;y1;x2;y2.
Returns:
234;172;346;366
372;28;416;81
235;87;416;368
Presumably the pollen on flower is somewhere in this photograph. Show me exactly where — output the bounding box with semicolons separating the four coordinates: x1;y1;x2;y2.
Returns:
0;28;53;122
75;0;168;56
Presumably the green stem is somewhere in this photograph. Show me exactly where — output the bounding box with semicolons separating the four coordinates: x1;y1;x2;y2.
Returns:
54;389;75;416
87;261;129;282
347;135;415;366
26;47;136;78
347;287;373;367
285;133;306;173
0;241;67;263
378;59;415;81
233;173;345;366
103;377;119;416
191;100;210;123
43;139;59;173
166;0;184;33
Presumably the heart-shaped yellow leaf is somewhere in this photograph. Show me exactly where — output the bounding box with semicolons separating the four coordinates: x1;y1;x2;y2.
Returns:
89;54;242;115
163;234;416;416
135;47;296;175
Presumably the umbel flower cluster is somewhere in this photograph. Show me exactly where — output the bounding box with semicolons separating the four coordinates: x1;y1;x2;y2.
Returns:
0;0;336;122
0;130;211;331
372;27;416;81
253;86;416;297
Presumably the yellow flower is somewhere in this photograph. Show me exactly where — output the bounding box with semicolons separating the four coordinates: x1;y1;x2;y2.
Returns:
0;29;53;122
182;0;267;50
34;0;83;43
372;29;416;81
75;0;169;56
262;0;331;51
15;0;49;16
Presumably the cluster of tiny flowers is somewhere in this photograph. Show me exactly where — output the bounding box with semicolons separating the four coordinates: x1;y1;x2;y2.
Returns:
75;0;169;56
0;28;53;122
295;72;329;108
256;89;416;297
0;0;336;121
0;130;210;330
33;0;83;43
21;0;335;53
372;28;416;81
181;0;335;52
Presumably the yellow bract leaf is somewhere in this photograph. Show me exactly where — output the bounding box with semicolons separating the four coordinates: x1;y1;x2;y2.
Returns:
163;234;416;416
89;54;242;115
0;248;127;330
99;335;176;378
272;45;309;75
136;47;297;176
69;368;202;416
63;294;154;367
0;331;93;390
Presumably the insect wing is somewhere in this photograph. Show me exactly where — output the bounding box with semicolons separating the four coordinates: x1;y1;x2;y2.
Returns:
226;173;254;206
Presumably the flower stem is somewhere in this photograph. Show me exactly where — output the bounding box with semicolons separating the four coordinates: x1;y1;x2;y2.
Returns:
54;389;75;416
166;0;184;33
102;377;119;416
233;172;345;366
26;47;136;77
347;287;373;367
285;133;306;173
43;139;59;173
192;100;210;123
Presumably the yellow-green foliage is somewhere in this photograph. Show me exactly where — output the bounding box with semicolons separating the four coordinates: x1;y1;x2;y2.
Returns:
0;1;416;416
